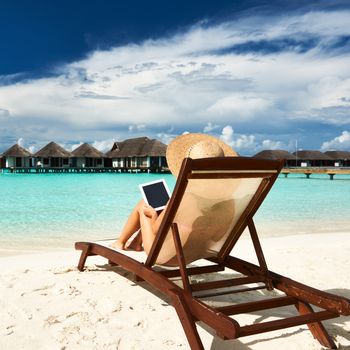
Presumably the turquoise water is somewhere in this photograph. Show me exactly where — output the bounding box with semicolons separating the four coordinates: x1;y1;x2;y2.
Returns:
0;172;349;252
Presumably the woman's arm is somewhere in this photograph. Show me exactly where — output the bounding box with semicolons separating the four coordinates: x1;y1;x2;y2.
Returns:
139;204;159;254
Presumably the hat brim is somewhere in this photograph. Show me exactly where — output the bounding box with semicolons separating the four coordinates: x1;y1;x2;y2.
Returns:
166;133;238;177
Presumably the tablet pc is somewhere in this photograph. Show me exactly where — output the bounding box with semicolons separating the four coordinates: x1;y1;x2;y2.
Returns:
139;179;171;211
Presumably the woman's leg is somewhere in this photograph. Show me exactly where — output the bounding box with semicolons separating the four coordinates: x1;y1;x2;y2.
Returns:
110;200;144;249
125;208;166;251
139;208;166;254
125;231;143;250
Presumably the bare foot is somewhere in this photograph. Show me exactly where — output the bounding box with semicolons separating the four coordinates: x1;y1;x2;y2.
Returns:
125;232;143;251
110;240;125;250
125;240;143;251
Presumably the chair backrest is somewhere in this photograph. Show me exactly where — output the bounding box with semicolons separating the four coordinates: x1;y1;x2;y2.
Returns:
145;157;283;266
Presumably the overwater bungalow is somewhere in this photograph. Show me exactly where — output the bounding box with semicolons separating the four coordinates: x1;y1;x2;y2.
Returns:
105;137;167;172
34;141;71;168
1;144;32;168
324;151;350;167
71;143;105;168
292;150;333;167
253;150;296;167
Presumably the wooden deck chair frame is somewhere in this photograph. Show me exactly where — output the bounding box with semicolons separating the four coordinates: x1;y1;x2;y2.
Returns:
75;157;350;349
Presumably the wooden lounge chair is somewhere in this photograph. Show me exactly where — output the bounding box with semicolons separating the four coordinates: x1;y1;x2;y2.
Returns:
75;157;350;349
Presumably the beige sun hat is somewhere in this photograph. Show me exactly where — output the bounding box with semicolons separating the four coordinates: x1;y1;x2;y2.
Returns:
166;133;238;177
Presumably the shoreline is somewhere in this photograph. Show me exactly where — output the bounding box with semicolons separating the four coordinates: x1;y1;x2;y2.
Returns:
1;227;349;258
1;232;349;349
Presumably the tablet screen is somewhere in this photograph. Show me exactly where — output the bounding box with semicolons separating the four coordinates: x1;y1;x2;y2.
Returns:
139;180;171;210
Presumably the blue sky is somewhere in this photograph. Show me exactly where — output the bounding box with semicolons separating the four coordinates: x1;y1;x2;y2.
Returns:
1;0;350;155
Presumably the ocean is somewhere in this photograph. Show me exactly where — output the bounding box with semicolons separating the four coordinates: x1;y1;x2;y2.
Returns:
0;172;349;254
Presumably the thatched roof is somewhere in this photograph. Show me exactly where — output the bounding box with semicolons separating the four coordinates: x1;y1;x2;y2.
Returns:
324;151;350;159
71;143;105;158
34;141;71;157
253;150;295;160
292;150;332;160
2;144;32;157
106;137;166;157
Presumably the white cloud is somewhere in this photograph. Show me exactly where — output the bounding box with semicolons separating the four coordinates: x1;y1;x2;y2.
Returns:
207;95;273;119
220;125;235;146
156;133;176;145
233;135;257;153
17;138;25;147
60;139;114;153
219;125;285;154
0;10;350;147
14;139;40;153
220;125;257;153
0;108;10;117
92;139;116;153
260;139;284;150
220;125;256;152
128;124;146;132
203;122;220;133
321;131;350;151
71;142;83;151
28;145;36;154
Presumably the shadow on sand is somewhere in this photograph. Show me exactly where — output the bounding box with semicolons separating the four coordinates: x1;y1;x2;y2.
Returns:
90;263;350;349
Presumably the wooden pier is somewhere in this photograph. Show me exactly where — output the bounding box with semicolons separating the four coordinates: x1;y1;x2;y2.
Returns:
282;167;350;180
0;167;170;174
1;166;349;179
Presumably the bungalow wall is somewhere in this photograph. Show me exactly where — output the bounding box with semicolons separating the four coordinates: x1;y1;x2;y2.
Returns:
37;157;70;168
332;159;350;167
126;157;148;168
111;157;148;168
295;159;333;167
150;156;167;169
5;156;31;168
111;156;165;169
72;157;104;168
137;156;149;167
96;158;104;168
112;158;124;168
284;159;296;167
76;157;85;168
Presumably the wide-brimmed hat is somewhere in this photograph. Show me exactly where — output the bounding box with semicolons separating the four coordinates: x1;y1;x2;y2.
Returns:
166;133;238;176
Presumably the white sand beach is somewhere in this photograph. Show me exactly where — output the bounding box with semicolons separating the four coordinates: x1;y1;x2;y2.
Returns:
1;232;350;350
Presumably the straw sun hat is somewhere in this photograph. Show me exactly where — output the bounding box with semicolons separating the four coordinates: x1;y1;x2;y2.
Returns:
166;133;238;177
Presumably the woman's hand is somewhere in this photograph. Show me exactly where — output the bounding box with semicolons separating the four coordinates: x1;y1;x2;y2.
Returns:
142;205;158;221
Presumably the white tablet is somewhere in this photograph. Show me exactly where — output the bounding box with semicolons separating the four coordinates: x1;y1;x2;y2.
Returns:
139;179;171;211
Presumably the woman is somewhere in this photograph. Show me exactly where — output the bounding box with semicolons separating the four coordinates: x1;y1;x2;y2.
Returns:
110;133;237;256
110;200;165;252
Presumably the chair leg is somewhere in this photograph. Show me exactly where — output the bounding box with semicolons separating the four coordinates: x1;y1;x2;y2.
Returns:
296;301;337;349
171;223;192;295
169;288;204;350
248;219;273;290
77;245;91;271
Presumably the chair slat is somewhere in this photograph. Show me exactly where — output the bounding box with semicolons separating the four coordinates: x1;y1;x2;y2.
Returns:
239;310;338;337
158;264;225;278
188;172;277;179
191;275;264;292
216;296;297;315
195;285;265;298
